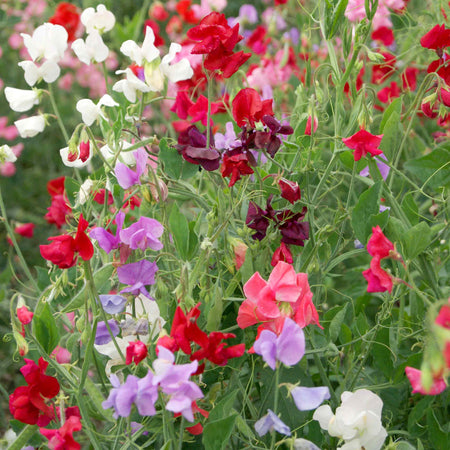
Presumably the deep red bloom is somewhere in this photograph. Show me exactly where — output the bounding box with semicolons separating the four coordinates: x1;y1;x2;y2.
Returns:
377;81;400;104
40;214;94;269
93;189;114;205
40;415;82;450
271;242;293;267
174;401;209;435
342;129;384;161
125;340;148;365
367;225;394;259
49;3;81;42
176;0;198;24
305;115;318;135
47;177;65;197
220;151;254;187
188;95;220;126
278;178;301;204
9;358;60;426
171;91;194;120
420;24;450;54
371;27;394;46
45;177;72;228
277;209;310;247
14;223;35;238
232;88;274;128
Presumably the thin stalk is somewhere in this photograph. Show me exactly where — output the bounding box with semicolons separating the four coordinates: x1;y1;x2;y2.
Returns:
270;365;282;450
48;83;69;142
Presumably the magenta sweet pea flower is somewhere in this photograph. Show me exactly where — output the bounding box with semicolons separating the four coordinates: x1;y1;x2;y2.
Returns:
253;317;305;370
342;129;384;161
90;212;125;254
254;409;291;437
115;147;148;189
119;216;164;251
117;259;158;299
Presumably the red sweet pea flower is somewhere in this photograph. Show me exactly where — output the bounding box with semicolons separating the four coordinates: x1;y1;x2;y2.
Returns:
371;27;394;46
377;81;400;104
435;303;450;329
402;67;419;91
362;257;393;293
125;340;148;365
171;91;195;120
40;214;94;269
405;367;447;395
188;95;220;126
40;415;82;450
232;88;274;128
49;2;81;42
143;19;164;47
371;52;396;84
176;0;198;24
420;24;450;54
15;223;35;238
93;189;114;205
278;178;301;204
9;358;60;426
220;151;254;187
271;242;293;267
174;401;209;435
342;129;384;161
45;176;72;229
366;225;394;259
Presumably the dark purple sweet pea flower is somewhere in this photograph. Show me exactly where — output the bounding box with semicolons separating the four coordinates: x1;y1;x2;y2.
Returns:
119;217;164;251
277;208;309;247
90;212;125;254
176;125;221;171
254;409;291;437
253;317;305;370
117;259;158;299
95;319;120;345
115;147;148;189
99;294;128;314
290;386;330;411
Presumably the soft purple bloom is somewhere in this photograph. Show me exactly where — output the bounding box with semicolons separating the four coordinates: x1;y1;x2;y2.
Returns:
239;4;258;24
90;212;125;253
214;122;240;150
99;294;128;314
255;409;291;437
95;319;120;345
119;216;164;251
284;27;300;46
253;317;305;370
359;153;390;180
291;386;330;411
115;147;148;189
114;374;139;417
292;438;321;450
117;259;158;299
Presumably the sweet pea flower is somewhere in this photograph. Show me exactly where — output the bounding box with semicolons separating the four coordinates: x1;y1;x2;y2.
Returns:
254;409;291;437
95;319;120;345
113;68;152;103
120;26;160;66
72;30;110;65
313;389;387;450
99;294;128;314
290;386;330;411
117;259;158;299
342;129;384;161
253;317;305;370
4;88;40;112
114;147;148;189
76;94;118;126
119;216;164;251
405;367;447;395
359;153;390;181
18;60;60;86
90;212;125;254
126;340;148;365
21;23;68;63
60;141;92;168
14;115;46;138
0;145;17;164
81;4;115;35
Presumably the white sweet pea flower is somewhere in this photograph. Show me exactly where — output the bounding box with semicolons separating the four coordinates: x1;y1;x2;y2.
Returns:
60;141;92;168
160;43;194;83
313;389;387;450
112;68;151;103
127;294;166;339
14;115;46;138
76;94;118;126
81;4;115;35
0;145;17;164
18;60;60;86
21;23;68;62
72;30;109;65
4;87;39;112
120;26;160;66
77;179;94;205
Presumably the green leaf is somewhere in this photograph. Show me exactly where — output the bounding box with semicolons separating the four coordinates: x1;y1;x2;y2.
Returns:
208;390;238;422
402;221;432;259
168;206;190;260
395;441;416;449
203;413;238;450
427;410;449;450
64;177;79;207
328;0;349;39
380;97;402;133
187;220;199;260
32;302;60;353
402;193;419;226
404;148;450;190
351;181;382;244
159;137;198;180
62;264;114;313
329;303;349;342
379;97;402;160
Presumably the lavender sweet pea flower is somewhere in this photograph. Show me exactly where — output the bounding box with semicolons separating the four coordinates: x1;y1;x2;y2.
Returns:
90;212;125;253
115;147;148;189
99;294;128;314
119;216;164;251
95;319;120;345
239;4;258;24
359;153;390;180
102;373;122;418
291;386;330;411
255;409;291;437
117;259;158;299
253;318;305;370
214;122;240;150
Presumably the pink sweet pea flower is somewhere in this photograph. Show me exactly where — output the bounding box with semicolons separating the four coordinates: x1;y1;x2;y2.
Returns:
405;367;447;395
342;129;384;161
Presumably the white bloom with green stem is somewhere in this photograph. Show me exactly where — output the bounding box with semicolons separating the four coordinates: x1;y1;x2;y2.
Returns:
4;87;40;112
18;60;60;86
72;30;110;65
76;94;118;126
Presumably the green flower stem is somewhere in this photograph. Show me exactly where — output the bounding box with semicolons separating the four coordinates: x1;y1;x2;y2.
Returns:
48;82;69;142
0;185;39;292
76;391;103;450
270;364;282;450
177;416;185;450
8;425;37;450
85;127;114;173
